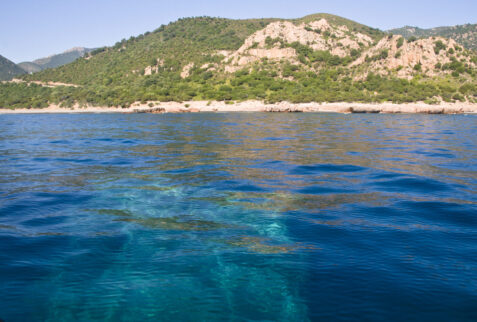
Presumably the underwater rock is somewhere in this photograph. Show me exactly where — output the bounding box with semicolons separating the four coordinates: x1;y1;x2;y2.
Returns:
114;215;232;231
93;209;231;231
225;236;297;254
94;209;133;217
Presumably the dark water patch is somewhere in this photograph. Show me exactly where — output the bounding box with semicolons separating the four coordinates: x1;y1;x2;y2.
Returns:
49;140;71;144
289;164;367;175
373;176;452;194
163;167;197;174
233;184;268;192
397;200;477;226
370;172;405;180
56;157;97;164
21;215;69;227
263;137;296;141
298;185;355;195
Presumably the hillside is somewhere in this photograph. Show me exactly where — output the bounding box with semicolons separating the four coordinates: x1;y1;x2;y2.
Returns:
0;55;26;80
18;47;94;73
1;14;476;109
389;23;477;51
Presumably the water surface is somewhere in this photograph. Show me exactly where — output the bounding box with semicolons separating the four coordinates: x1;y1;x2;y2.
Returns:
0;113;476;321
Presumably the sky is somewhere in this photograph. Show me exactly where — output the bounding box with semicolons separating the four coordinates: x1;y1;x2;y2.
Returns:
1;0;477;63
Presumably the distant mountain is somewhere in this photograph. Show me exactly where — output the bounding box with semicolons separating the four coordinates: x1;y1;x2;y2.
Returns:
17;61;42;73
389;23;477;51
18;47;94;73
0;55;26;80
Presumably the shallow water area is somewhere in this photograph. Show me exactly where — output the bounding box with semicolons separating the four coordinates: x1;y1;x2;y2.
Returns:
0;113;476;321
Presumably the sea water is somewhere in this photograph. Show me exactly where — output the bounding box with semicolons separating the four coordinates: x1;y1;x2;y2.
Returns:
0;113;476;321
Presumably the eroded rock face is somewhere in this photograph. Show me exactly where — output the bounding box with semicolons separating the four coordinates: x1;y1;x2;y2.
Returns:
223;19;372;72
181;63;195;78
142;59;164;75
179;18;475;79
144;65;158;75
352;36;475;78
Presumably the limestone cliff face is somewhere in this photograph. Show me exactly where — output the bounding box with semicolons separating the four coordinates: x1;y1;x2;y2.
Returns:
179;18;476;79
352;36;475;78
222;19;373;72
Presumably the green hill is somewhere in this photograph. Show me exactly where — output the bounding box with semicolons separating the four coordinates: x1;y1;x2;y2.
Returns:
389;23;477;51
1;14;476;109
0;55;26;80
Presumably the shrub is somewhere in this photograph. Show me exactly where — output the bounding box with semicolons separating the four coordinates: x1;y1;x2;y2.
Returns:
350;49;360;57
434;40;446;54
452;93;465;101
397;37;404;48
424;98;440;105
380;49;389;59
459;83;475;94
365;49;389;62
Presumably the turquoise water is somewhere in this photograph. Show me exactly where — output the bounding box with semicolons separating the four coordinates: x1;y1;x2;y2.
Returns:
0;113;476;321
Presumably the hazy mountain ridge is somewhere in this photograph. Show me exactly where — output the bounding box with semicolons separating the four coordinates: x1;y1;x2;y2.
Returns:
389;23;477;51
18;47;94;73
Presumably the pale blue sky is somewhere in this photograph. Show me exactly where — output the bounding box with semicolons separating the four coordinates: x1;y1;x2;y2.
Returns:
2;0;476;63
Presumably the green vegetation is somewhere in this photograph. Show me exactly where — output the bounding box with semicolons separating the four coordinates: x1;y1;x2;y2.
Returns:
0;83;54;108
396;37;404;48
434;40;447;54
290;42;353;66
365;49;389;62
2;64;476;108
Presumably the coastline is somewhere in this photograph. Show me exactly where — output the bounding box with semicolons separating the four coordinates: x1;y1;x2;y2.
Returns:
1;101;476;114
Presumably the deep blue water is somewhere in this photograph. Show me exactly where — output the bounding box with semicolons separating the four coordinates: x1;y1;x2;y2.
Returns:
0;113;476;321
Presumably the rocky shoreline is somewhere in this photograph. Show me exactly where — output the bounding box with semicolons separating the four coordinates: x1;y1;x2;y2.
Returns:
1;101;476;114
